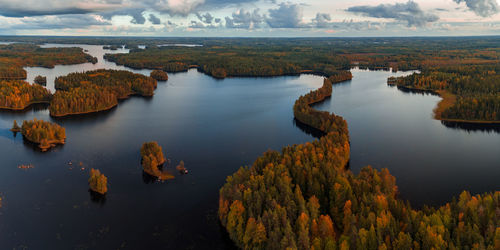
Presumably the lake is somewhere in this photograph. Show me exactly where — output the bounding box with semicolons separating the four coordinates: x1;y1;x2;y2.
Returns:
0;45;498;249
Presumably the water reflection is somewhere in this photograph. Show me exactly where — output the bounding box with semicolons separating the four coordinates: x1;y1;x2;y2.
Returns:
292;118;325;139
441;120;500;133
89;190;107;205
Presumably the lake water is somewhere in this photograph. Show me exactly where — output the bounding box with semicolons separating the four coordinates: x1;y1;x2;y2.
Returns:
0;45;498;249
314;69;500;207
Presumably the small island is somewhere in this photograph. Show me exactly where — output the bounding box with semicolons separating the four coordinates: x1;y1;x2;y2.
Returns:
10;120;21;132
150;70;169;81
20;118;66;151
103;45;119;50
88;168;108;195
50;69;157;117
140;141;173;180
176;160;188;174
34;75;47;86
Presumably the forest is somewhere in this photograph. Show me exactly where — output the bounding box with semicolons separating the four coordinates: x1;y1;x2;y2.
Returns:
88;168;108;195
34;75;47;86
104;44;351;78
19;118;65;151
150;69;169;81
140;141;173;180
0;80;52;110
0;43;97;80
392;64;500;122
50;69;157;116
219;74;499;249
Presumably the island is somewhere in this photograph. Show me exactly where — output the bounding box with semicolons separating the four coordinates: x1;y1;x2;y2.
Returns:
88;168;108;195
103;45;119;50
149;70;169;81
34;75;47;86
10;120;21;132
49;69;158;117
140;141;173;180
19;118;66;151
0;80;52;110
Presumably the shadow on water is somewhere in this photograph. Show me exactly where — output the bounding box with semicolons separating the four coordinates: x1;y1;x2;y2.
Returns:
0;128;17;141
0;103;50;114
292;118;325;139
394;85;439;96
21;136;64;153
393;86;499;133
50;105;118;125
142;171;158;184
89;189;107;206
441;120;500;133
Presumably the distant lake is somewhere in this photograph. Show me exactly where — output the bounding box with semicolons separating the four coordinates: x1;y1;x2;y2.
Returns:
0;45;498;249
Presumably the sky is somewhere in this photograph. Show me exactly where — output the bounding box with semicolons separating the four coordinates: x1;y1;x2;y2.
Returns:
0;0;499;37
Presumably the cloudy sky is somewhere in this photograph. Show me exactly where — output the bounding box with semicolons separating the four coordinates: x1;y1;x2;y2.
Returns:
0;0;498;36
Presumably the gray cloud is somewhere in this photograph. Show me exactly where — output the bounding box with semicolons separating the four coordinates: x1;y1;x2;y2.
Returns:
130;11;146;24
225;8;263;29
312;13;331;28
196;12;214;24
266;2;304;28
148;14;161;24
190;20;206;28
5;14;110;29
0;0;258;19
453;0;499;17
0;0;120;17
347;1;439;27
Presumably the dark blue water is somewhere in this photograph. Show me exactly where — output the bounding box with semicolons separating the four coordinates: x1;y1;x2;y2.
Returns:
0;44;323;249
0;45;498;249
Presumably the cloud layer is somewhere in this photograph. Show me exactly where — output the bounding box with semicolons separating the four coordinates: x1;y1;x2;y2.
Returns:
453;0;499;17
0;0;498;36
347;1;439;27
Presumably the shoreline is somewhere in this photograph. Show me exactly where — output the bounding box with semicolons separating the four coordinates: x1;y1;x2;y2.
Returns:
50;102;118;117
0;100;50;111
394;85;500;124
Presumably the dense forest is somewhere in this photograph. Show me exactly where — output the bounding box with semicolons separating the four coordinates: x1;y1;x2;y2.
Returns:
34;75;47;86
219;75;499;249
88;168;108;195
20;118;65;151
150;70;169;81
50;69;157;116
0;80;52;110
104;45;351;78
0;44;97;80
392;64;500;122
140;141;173;180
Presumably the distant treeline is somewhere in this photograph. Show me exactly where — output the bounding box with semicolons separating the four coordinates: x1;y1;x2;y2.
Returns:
104;46;351;78
0;44;97;80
